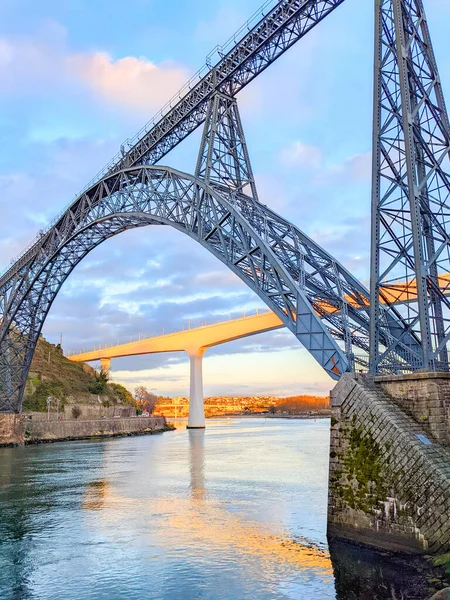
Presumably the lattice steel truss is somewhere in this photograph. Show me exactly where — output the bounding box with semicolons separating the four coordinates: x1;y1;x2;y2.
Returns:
0;161;421;412
369;0;450;373
0;0;448;412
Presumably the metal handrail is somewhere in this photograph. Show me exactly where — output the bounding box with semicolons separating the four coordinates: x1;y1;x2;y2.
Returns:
0;0;278;281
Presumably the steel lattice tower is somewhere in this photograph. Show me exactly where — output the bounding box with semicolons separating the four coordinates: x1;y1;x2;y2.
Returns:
369;0;450;374
1;0;449;412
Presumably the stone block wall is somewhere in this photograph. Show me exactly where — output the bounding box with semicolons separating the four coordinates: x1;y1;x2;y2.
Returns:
25;416;166;443
375;373;450;445
63;403;136;420
23;404;136;422
328;374;450;554
0;414;25;446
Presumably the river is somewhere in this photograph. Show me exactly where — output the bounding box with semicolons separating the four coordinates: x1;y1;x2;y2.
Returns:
0;418;448;599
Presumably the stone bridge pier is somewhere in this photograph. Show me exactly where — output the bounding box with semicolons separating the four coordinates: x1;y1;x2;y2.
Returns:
328;373;450;554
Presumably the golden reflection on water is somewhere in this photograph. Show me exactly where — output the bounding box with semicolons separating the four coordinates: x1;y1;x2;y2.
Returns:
82;429;333;582
83;479;111;510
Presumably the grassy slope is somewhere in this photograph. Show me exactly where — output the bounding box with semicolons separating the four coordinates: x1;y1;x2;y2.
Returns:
23;336;129;411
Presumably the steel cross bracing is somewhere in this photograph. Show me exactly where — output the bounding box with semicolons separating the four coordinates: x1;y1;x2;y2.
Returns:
195;91;422;369
369;0;450;373
195;93;259;201
1;0;448;412
0;161;421;413
0;0;346;289
0;166;350;411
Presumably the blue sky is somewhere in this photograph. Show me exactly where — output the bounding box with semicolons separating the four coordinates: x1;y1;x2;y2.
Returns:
1;0;449;397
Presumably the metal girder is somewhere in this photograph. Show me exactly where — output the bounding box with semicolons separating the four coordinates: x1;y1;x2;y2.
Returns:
196;92;259;201
0;0;348;290
0;167;353;412
195;90;422;371
369;0;450;374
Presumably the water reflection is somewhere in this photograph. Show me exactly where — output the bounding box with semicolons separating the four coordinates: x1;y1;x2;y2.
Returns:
329;538;450;600
0;447;33;599
188;429;205;501
1;419;448;600
83;479;110;511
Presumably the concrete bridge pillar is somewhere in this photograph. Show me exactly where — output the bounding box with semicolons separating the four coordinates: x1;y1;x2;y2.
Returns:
187;347;206;429
100;358;111;376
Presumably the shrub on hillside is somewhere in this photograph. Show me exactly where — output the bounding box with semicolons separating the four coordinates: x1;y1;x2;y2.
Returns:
72;406;82;420
88;369;109;395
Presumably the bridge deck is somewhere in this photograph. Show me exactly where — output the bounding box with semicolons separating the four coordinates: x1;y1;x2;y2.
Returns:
68;311;283;363
68;273;450;364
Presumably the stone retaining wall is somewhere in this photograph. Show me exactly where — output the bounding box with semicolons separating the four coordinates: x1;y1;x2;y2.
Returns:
328;374;450;554
0;414;24;446
24;416;167;443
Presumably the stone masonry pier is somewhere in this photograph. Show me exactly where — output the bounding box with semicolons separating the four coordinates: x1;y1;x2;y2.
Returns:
328;374;450;554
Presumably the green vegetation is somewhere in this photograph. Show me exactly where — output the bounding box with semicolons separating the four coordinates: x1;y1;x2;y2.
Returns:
23;335;134;412
434;553;450;575
88;369;109;395
337;421;390;514
109;383;135;406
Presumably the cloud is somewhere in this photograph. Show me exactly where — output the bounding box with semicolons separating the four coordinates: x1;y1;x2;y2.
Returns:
279;141;322;169
322;152;372;183
68;52;190;113
279;141;371;185
111;346;331;397
0;22;190;115
0;21;69;94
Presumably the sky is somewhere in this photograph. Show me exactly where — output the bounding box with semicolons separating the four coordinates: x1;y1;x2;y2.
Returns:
1;0;449;398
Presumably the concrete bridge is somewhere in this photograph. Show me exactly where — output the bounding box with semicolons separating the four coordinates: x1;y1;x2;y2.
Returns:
68;310;283;428
68;271;450;429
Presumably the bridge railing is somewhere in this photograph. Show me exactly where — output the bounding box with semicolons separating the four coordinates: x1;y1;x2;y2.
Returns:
0;0;279;283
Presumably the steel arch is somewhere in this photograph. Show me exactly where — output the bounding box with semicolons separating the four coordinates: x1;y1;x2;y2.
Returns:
0;165;355;412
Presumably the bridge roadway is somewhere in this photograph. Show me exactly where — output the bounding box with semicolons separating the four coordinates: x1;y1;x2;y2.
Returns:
68;311;283;428
68;273;450;428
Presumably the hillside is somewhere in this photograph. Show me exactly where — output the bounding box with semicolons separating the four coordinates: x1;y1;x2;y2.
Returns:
23;335;134;412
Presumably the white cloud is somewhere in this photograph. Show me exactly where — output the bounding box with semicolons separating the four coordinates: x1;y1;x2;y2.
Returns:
0;23;190;115
325;152;372;183
112;347;331;397
279;141;371;185
279;141;323;169
68;52;190;113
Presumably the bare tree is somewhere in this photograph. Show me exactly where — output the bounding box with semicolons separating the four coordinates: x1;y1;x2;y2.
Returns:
134;386;157;414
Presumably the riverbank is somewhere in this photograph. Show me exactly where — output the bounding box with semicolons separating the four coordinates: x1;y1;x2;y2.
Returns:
221;413;331;420
0;416;174;446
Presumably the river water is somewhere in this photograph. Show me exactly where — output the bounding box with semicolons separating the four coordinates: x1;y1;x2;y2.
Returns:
0;418;448;600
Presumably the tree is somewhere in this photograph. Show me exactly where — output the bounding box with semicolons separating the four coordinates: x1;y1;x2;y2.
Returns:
88;368;109;395
134;386;157;414
109;382;135;406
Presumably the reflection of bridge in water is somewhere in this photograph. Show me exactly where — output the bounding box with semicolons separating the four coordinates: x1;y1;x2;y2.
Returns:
82;427;333;578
